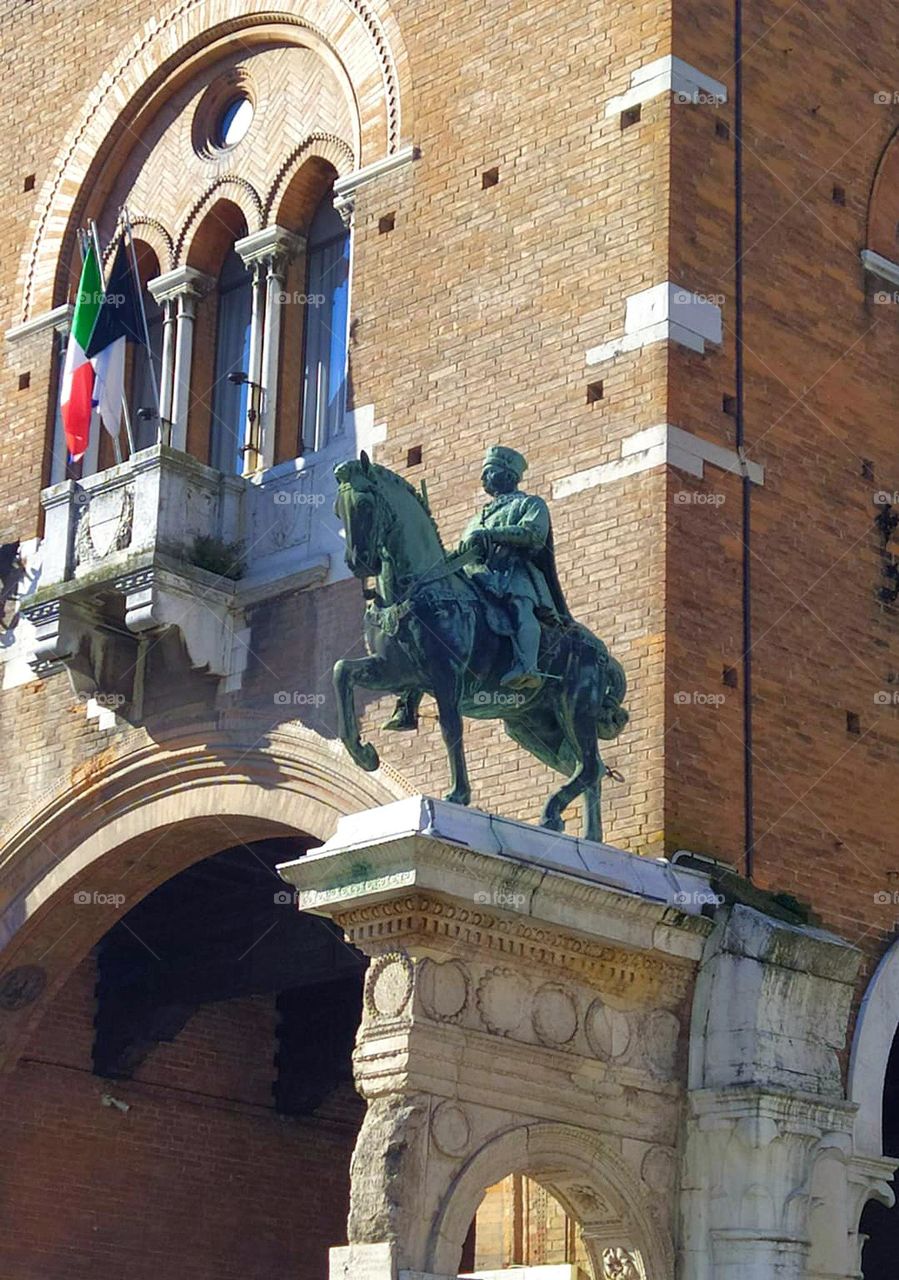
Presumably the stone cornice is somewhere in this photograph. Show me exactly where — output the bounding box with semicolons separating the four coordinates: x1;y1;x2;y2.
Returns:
334;891;696;1007
280;796;715;969
6;303;73;344
688;1084;857;1135
333;143;418;197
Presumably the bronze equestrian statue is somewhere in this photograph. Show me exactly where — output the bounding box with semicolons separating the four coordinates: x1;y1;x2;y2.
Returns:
333;446;628;840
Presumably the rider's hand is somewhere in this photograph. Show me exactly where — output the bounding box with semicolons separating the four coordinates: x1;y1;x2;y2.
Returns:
465;529;490;559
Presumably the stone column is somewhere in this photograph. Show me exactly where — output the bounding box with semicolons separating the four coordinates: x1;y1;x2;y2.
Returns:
157;297;176;435
148;267;213;452
280;796;713;1280
681;905;865;1280
235;225;305;472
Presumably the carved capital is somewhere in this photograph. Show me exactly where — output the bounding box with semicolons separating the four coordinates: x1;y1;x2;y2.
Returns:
147;265;214;307
235;224;306;278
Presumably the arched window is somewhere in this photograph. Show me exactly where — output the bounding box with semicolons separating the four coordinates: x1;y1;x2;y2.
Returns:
301;189;350;452
210;246;252;474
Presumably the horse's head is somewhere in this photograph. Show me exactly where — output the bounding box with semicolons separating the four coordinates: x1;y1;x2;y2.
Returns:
333;451;446;589
334;452;383;579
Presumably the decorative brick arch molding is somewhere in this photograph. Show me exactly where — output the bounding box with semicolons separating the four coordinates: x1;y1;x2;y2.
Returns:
849;937;899;1157
0;719;409;1076
18;0;413;323
866;128;899;265
428;1123;671;1279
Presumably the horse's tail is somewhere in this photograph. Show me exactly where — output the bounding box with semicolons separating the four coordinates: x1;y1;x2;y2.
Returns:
597;654;629;740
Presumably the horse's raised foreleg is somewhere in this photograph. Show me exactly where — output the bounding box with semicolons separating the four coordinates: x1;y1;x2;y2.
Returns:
333;656;400;772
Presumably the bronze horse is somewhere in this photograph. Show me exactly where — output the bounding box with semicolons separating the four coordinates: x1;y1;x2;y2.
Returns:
332;454;628;840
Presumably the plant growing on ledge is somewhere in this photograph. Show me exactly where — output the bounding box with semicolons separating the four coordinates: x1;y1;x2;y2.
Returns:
189;534;246;580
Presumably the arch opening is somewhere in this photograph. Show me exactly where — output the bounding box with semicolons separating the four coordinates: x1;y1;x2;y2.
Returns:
459;1173;643;1280
428;1125;670;1280
0;825;369;1280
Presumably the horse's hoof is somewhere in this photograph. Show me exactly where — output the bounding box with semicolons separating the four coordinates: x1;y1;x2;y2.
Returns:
354;742;380;772
382;713;418;732
541;813;564;833
444;790;471;806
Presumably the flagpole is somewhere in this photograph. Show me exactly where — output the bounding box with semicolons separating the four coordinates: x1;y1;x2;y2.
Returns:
89;219;133;460
122;206;163;440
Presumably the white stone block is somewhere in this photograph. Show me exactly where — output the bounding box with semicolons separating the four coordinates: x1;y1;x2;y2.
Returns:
606;55;727;115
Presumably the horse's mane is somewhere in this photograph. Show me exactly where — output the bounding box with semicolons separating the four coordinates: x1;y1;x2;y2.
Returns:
370;462;445;549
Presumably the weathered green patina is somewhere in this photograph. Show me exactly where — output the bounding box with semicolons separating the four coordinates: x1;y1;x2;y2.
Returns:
332;447;628;840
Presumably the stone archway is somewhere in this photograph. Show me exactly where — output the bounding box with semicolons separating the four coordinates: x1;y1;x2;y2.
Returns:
0;718;410;1075
850;938;899;1157
428;1123;669;1280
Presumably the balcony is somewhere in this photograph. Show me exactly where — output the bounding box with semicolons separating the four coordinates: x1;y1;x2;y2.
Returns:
19;441;350;715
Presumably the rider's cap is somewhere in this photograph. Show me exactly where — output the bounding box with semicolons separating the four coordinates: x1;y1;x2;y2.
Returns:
483;445;527;479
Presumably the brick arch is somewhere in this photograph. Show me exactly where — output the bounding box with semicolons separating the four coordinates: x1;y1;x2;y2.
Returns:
127;216;176;274
265;133;356;226
18;0;412;323
0;720;410;1076
427;1123;672;1280
179;183;261;268
867;128;899;263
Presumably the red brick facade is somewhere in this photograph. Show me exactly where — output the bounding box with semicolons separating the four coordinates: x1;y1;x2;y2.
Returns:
3;0;899;1273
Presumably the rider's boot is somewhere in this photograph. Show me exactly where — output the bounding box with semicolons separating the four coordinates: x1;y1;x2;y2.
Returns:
383;690;420;731
501;604;542;688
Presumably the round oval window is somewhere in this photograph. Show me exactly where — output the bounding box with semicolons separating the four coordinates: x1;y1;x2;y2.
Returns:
217;96;253;148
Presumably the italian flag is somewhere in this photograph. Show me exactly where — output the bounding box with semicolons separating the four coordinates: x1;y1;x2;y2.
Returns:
61;238;143;461
61;240;103;461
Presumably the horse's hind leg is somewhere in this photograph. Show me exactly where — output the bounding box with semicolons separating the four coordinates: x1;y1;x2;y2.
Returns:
541;673;602;834
584;771;603;843
541;737;600;834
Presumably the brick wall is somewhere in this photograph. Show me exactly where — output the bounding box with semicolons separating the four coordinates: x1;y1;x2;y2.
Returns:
662;0;899;970
0;954;361;1280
